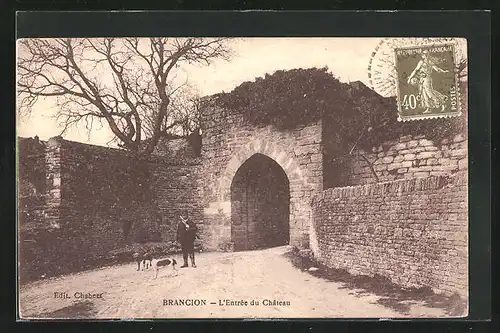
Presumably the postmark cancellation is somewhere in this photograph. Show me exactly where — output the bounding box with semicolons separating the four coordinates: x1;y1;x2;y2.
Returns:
394;43;462;121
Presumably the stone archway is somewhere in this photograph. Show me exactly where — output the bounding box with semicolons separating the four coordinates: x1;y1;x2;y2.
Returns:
219;139;307;201
230;153;290;251
215;139;315;250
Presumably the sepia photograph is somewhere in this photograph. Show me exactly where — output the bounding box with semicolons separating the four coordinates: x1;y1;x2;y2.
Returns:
16;36;469;319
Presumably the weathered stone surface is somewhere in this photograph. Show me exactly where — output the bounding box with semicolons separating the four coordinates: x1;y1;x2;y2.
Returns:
311;175;468;297
419;139;434;147
19;137;203;282
417;151;437;159
393;155;404;163
406;140;419;148
349;136;467;186
19;92;468;296
404;153;416;161
394;142;407;150
199;103;323;251
413;171;430;178
310;154;322;163
453;134;466;142
381;156;394;164
399;135;413;143
451;149;467;158
458;158;468;170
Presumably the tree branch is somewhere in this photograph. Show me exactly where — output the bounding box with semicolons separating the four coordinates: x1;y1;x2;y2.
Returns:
18;37;233;156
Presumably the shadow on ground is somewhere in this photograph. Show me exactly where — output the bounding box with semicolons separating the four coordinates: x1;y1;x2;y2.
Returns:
284;249;467;317
33;300;97;319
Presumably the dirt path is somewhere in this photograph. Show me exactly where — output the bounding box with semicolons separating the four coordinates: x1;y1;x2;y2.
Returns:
19;246;453;319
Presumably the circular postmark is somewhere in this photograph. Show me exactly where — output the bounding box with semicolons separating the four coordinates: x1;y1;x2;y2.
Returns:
368;38;467;98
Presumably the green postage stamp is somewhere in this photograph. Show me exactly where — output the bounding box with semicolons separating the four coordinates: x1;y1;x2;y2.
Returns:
394;43;462;121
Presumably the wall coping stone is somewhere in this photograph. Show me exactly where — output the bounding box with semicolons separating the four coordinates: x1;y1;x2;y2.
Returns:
53;137;201;166
314;173;467;202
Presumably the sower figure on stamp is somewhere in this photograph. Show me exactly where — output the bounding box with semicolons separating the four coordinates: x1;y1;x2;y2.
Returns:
177;211;199;268
407;50;449;114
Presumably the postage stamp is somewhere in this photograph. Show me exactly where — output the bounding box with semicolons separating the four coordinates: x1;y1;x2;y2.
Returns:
394;43;461;121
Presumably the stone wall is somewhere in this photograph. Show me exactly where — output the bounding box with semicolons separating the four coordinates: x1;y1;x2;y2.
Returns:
152;161;203;242
348;133;467;185
18;137;201;282
17;77;469;290
75;139;161;237
199;98;323;252
321;79;467;190
311;173;468;297
18;137;47;225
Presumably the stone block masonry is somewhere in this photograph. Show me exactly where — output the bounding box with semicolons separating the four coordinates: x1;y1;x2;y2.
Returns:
348;134;467;185
18;78;469;296
56;138;160;247
152;162;203;242
18;136;202;282
199;100;323;252
311;173;468;297
18;137;47;226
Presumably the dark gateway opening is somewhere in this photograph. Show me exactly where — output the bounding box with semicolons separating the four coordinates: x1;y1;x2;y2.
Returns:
230;153;290;251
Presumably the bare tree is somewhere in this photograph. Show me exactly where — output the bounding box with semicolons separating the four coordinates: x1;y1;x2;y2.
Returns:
165;87;203;137
17;38;232;156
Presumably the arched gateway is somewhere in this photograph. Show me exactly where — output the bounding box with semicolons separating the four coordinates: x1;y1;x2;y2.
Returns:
205;138;318;251
230;153;290;251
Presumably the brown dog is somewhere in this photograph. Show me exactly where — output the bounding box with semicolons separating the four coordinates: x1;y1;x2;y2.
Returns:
132;252;153;271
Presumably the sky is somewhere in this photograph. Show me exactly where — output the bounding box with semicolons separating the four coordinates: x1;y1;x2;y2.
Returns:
17;37;382;147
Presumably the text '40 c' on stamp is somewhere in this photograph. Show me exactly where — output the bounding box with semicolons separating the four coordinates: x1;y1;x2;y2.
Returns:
394;43;462;121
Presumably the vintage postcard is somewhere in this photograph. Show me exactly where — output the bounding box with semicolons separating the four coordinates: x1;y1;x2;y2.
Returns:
17;37;468;319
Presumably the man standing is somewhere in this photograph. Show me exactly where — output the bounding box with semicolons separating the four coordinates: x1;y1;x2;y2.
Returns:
176;211;199;268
